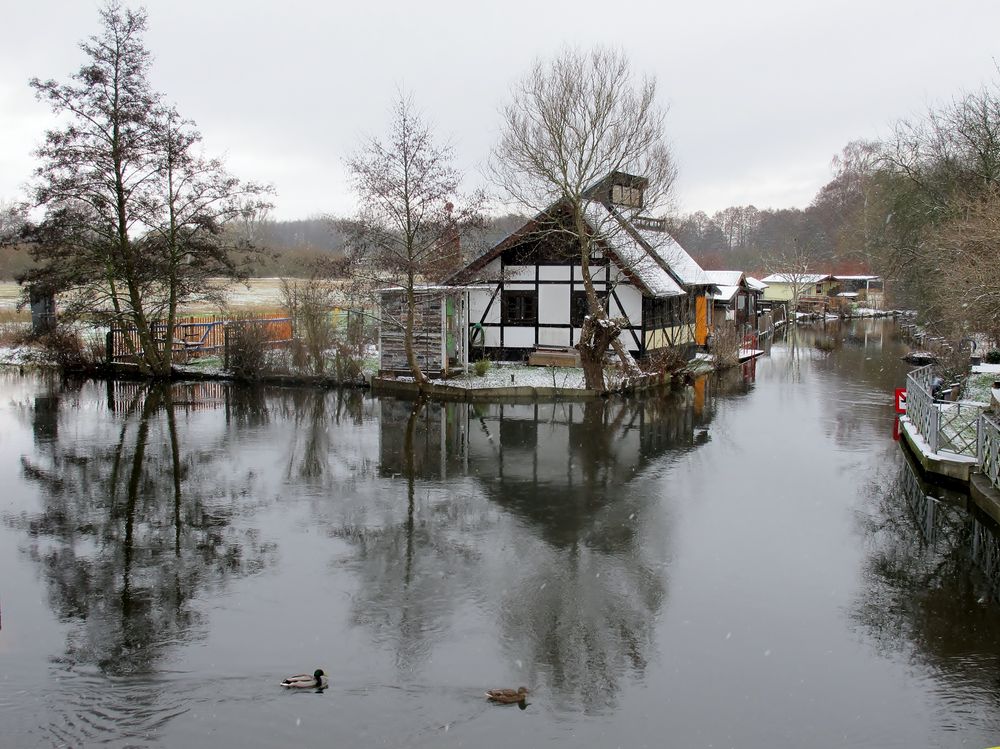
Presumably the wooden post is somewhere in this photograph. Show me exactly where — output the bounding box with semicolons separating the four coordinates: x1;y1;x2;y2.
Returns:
29;286;57;335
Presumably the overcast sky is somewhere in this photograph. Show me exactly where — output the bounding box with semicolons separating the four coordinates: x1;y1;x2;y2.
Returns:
2;0;999;221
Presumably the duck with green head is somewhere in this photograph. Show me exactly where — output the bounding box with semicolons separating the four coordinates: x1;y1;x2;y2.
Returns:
281;669;328;689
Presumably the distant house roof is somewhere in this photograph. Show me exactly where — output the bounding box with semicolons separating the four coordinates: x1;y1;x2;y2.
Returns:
710;285;740;302
832;275;880;281
704;270;745;287
760;272;833;284
705;271;743;303
746;276;768;292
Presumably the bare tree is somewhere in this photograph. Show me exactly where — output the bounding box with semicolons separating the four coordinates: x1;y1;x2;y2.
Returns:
142;108;272;358
490;46;676;390
345;92;483;386
924;192;1000;346
22;2;271;377
24;2;163;370
760;241;818;316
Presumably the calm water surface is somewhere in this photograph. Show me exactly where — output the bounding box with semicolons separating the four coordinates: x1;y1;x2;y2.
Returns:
1;319;999;748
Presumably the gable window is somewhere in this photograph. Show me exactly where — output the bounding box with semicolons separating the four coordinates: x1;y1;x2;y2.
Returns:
571;290;609;327
502;290;537;325
611;183;643;208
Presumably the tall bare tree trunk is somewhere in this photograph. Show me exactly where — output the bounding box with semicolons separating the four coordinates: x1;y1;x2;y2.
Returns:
404;275;429;387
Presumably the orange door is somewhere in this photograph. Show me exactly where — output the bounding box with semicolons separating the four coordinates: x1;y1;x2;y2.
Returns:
695;294;708;345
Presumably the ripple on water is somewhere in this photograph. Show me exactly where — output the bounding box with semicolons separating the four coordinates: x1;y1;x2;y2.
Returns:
32;669;191;748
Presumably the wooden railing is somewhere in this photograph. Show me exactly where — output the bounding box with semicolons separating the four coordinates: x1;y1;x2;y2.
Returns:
633;215;667;232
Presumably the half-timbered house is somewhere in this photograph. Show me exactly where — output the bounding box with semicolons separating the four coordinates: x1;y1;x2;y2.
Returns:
446;172;713;363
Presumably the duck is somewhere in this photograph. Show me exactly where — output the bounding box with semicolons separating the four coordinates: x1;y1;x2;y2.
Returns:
485;686;528;704
281;668;328;689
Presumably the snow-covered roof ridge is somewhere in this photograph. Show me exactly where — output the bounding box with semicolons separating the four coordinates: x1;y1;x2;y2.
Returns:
631;223;711;286
583;201;684;298
760;272;833;284
704;270;745;287
588;201;710;287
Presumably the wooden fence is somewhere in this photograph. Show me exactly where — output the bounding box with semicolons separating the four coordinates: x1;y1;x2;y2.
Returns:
107;313;293;364
107;380;229;413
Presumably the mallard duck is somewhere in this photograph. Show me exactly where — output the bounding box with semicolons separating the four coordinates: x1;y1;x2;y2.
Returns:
281;669;328;689
485;686;528;704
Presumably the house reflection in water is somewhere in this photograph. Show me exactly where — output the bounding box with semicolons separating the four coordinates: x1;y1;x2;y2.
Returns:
377;371;752;490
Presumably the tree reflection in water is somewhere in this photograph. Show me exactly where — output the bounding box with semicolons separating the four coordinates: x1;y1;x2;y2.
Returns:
853;452;1000;708
352;388;725;711
13;381;276;675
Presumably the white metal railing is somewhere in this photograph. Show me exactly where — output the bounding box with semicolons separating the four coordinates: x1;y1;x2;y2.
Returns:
938;400;987;456
906;366;940;453
971;514;1000;600
909;362;937;390
905;363;986;458
900;460;937;544
979;413;1000;491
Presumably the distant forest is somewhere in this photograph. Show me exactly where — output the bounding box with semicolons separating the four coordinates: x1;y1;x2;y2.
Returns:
666;199;872;277
0;196;916;283
0;214;529;280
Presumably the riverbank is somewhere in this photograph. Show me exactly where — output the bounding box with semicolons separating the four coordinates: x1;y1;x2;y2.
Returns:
0;339;714;398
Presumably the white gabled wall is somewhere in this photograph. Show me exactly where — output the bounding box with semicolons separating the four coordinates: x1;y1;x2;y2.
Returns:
505;265;534;282
504;327;535;348
609;284;642;325
539;266;571;281
539;284;569;325
539;327;572;347
462;258;648;355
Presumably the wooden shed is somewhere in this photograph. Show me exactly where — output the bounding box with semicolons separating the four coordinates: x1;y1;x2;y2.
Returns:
378;286;473;378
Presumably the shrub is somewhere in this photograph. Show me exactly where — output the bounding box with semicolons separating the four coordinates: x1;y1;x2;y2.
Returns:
985;349;1000;364
281;278;336;375
709;322;740;368
643;344;688;375
473;358;490;377
34;327;103;371
225;318;271;380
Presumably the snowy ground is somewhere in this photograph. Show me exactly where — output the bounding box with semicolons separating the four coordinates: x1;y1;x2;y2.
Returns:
429;363;587;390
0;345;57;366
966;364;1000;404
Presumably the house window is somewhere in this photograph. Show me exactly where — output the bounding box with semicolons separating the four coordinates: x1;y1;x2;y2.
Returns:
500;419;537;448
502;290;537;325
571;290;609;326
643;296;682;328
611;183;643;208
